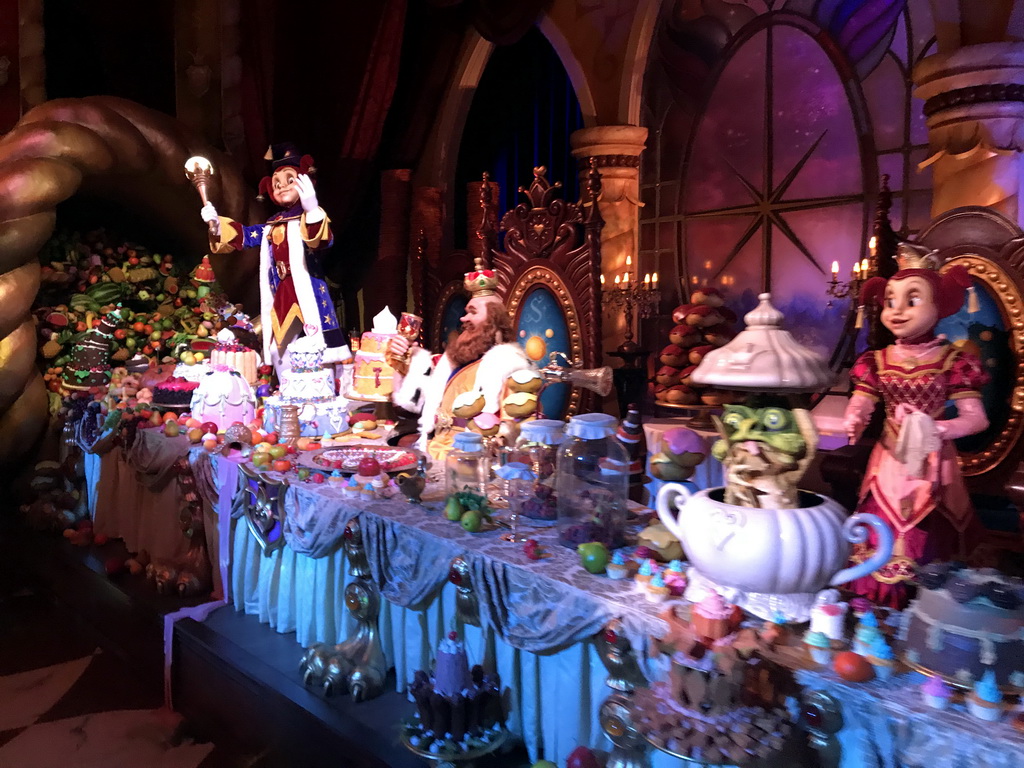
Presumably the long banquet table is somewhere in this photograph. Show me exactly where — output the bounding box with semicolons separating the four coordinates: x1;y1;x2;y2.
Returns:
80;425;1024;767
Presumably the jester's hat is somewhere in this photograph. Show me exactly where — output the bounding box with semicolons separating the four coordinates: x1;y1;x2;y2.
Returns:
257;143;316;202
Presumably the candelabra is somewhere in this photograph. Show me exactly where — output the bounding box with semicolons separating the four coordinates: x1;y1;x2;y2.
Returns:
825;254;870;308
602;261;661;356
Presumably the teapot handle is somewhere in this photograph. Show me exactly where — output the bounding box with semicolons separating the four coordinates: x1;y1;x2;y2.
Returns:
655;482;693;544
829;512;895;586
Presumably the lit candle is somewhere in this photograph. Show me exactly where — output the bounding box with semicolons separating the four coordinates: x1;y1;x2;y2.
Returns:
853;262;860;277
625;254;632;267
831;261;839;276
600;273;605;285
861;258;869;273
869;236;877;256
644;273;651;285
614;275;620;285
652;272;658;285
623;272;629;283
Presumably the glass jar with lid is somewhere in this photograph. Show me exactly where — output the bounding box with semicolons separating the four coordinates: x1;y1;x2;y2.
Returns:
555;413;629;549
511;419;564;524
446;431;488;499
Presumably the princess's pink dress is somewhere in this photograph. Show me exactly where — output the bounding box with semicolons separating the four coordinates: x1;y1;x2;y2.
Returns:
844;337;989;607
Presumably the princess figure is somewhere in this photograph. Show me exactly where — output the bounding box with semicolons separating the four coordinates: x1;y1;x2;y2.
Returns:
843;242;989;608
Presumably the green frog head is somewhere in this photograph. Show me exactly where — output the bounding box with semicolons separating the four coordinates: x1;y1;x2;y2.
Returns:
711;404;806;461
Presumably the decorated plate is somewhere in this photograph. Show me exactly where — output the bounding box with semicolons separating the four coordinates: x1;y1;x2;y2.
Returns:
308;445;420;474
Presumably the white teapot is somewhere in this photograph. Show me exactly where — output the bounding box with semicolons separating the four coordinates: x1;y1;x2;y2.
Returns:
656;483;894;621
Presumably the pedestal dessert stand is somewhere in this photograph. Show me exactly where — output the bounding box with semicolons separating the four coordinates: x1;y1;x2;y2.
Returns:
400;729;510;768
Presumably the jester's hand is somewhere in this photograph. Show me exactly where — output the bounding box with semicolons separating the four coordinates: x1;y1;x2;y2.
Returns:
295;174;319;214
200;203;220;237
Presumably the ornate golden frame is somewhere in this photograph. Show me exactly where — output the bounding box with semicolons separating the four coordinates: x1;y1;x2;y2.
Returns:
507;264;584;417
429;280;466;351
940;255;1024;476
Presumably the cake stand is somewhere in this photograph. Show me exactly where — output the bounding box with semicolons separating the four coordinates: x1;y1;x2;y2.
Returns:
653;401;720;430
400;728;509;768
643;731;807;767
344;388;398;424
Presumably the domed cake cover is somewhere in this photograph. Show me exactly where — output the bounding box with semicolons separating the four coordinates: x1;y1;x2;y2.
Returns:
691;293;833;393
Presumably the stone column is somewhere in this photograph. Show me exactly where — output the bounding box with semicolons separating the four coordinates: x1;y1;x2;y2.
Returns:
914;42;1024;224
570;125;647;357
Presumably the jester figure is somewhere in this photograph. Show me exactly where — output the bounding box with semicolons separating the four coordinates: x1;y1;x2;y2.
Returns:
200;143;351;373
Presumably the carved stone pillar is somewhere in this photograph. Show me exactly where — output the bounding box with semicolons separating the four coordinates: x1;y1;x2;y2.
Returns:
914;42;1024;224
570;126;647;357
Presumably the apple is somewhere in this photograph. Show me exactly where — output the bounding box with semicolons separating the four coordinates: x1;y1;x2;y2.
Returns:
201;421;218;435
264;431;278;445
296;437;311;451
185;418;201;429
271;459;292;473
251;452;270;468
357;457;381;477
250;429;264;445
187;428;203;443
268;444;288;460
163;420;180;438
577;542;609;575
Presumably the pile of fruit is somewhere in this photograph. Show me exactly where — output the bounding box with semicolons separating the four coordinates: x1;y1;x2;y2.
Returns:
33;229;236;398
443;491;494;533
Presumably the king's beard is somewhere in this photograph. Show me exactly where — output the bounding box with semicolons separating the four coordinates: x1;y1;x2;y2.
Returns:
446;321;499;367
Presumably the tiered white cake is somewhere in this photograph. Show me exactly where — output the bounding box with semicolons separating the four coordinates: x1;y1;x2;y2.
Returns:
263;333;352;438
280;334;335;403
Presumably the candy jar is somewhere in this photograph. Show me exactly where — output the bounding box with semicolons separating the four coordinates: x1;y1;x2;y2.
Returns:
495;462;536;543
555;413;629;549
513;419;564;524
446;431;488;499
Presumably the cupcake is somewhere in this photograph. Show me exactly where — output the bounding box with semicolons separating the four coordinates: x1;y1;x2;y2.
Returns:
635;559;658;588
328;469;345;486
691;592;739;641
452;390;485;419
664;570;687;597
809;600;848;642
804;630;833;666
853;612;882;656
967;670;1003;721
850;597;872;619
502;391;539;419
507;368;543;394
664;559;686;581
761;611;788;648
921;675;953;710
646;573;670;603
606;551;630;580
344;477;361;499
866;637;896;680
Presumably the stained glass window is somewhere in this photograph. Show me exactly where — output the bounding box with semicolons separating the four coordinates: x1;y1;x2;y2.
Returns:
640;0;935;359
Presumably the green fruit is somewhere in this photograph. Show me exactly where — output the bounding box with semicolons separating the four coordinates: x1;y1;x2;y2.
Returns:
577;542;610;574
460;510;483;533
125;338;137;350
444;496;464;522
251;452;270;468
268;445;288;460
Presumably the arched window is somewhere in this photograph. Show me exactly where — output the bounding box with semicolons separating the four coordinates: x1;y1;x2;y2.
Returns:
455;27;584;249
641;0;935;358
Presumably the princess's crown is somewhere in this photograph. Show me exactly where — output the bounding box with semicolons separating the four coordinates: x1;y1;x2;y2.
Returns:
896;241;941;272
464;256;498;297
